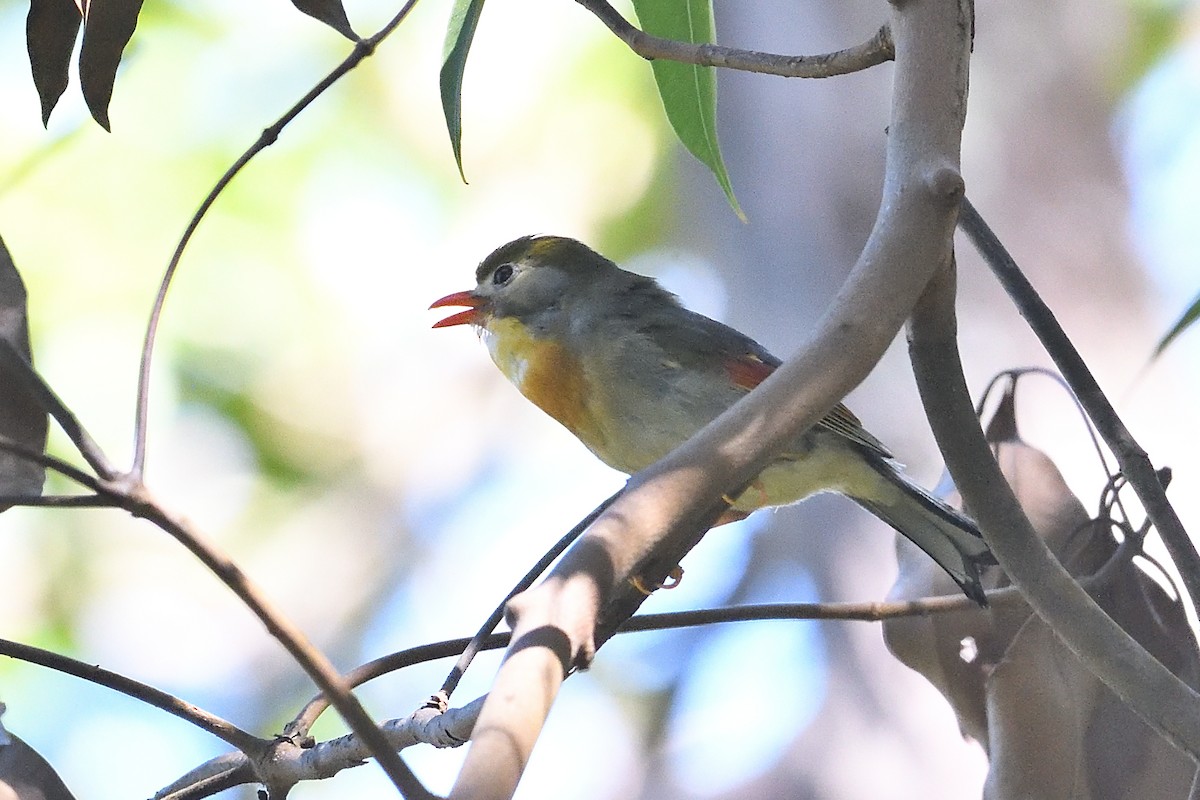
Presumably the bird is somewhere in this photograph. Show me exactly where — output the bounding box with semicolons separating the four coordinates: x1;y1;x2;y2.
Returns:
430;235;996;604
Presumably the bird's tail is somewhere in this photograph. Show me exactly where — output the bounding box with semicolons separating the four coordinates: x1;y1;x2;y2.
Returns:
849;459;996;606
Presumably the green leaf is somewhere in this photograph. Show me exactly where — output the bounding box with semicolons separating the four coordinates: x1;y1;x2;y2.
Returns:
440;0;487;182
1154;290;1200;358
631;0;743;220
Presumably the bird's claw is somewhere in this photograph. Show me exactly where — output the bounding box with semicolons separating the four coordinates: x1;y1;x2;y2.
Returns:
630;565;684;595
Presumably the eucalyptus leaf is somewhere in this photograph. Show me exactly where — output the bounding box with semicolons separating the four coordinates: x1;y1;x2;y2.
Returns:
25;0;82;126
631;0;743;219
1153;290;1200;358
78;0;146;130
440;0;487;182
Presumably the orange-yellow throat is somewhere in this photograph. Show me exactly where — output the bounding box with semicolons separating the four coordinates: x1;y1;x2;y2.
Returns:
483;317;606;449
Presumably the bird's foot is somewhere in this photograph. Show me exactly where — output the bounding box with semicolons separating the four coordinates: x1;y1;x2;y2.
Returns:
630;565;684;595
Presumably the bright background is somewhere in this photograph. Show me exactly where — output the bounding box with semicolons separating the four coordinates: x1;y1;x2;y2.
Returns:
1;0;1198;797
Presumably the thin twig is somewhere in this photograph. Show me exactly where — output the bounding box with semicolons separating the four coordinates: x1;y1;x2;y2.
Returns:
0;493;114;507
576;0;894;78
0;340;116;480
211;588;1025;797
131;491;432;798
121;3;434;787
957;197;1200;613
0;435;104;491
438;490;621;699
289;634;510;739
130;0;423;479
976;367;1138;531
179;529;1150;797
0;637;262;752
156;760;254;800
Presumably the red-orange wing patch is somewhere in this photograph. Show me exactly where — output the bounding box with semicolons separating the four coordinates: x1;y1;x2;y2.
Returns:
723;351;893;458
723;352;776;391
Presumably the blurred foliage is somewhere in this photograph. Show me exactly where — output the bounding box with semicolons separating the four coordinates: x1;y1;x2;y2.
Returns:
1120;0;1190;91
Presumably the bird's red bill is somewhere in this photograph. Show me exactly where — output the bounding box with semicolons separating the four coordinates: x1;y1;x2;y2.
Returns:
430;290;485;328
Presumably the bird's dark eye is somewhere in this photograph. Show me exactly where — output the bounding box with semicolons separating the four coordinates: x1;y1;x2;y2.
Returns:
492;264;515;286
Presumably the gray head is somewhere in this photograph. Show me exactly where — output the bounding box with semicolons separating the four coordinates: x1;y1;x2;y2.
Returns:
431;235;674;333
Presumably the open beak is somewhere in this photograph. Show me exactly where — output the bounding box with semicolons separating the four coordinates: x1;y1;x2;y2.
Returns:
430;290;487;328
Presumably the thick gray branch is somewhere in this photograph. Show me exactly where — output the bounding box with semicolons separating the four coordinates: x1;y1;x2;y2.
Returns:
908;264;1200;758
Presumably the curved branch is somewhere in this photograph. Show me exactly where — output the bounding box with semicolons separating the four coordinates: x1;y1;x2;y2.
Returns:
0;637;262;752
907;261;1200;758
0;435;104;491
154;756;254;800
0;340;115;480
131;0;424;478
576;0;893;78
448;0;971;796
438;490;620;700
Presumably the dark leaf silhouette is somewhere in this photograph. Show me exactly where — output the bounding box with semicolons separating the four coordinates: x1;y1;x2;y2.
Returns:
982;378;1019;443
25;0;83;126
0;704;78;800
883;386;1200;799
290;0;359;41
1154;289;1200;358
78;0;146;130
0;237;48;507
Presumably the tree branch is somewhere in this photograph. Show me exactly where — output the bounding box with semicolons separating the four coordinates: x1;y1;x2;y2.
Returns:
167;587;1031;798
907;259;1200;758
0;492;114;507
131;0;424;479
447;0;971;795
126;489;433;798
957;197;1200;611
0;637;262;753
158;698;485;800
575;0;893;78
438;490;620;701
0;435;104;491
